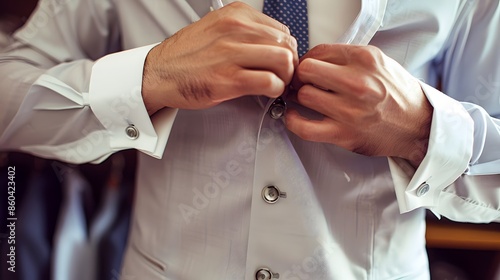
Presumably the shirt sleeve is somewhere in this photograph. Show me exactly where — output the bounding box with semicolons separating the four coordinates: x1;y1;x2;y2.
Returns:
0;0;177;164
88;44;178;162
389;0;500;223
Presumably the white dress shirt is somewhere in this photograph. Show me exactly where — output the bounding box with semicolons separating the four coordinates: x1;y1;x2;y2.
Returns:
1;0;499;279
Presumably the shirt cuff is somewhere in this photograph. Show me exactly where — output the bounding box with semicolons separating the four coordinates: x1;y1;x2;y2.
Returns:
389;82;474;214
89;44;177;159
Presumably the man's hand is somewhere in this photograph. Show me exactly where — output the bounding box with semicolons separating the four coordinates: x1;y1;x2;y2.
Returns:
286;44;433;167
142;2;298;115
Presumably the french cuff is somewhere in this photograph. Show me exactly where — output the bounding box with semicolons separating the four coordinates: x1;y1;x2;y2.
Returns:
389;82;474;214
89;43;176;159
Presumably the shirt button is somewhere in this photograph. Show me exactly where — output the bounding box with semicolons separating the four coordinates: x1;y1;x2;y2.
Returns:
269;97;286;119
125;125;139;139
416;182;430;197
255;268;279;280
262;185;287;204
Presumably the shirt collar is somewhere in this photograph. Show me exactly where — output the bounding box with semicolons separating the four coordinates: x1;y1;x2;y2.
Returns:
337;0;388;45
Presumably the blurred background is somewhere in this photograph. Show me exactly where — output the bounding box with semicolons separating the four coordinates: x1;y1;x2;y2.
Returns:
1;1;499;279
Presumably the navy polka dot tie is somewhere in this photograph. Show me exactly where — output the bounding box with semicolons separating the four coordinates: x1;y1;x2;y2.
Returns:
263;0;309;57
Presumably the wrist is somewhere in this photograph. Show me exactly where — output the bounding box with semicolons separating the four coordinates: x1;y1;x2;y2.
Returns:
142;45;173;116
402;98;433;168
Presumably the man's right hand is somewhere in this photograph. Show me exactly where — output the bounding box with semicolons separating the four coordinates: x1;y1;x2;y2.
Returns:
142;2;298;115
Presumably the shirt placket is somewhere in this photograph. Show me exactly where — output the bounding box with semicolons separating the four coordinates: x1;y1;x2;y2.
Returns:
243;1;387;279
244;99;335;280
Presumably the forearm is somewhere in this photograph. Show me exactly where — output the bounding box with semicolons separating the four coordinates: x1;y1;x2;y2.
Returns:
0;41;175;163
0;43;107;163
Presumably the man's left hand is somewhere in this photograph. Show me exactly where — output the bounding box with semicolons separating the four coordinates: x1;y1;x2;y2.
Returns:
286;44;433;167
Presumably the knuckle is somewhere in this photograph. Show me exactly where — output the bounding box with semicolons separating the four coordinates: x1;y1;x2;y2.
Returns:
258;74;283;95
208;40;236;60
231;72;251;92
347;77;384;103
297;58;316;76
212;38;232;51
354;45;384;68
217;17;249;33
359;79;386;101
281;23;291;35
282;54;295;80
296;86;314;103
346;75;371;94
258;74;274;89
307;44;330;58
285;35;298;52
273;48;294;66
370;83;386;101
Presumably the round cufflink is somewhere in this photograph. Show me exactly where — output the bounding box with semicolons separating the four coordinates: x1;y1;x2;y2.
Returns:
125;125;139;139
